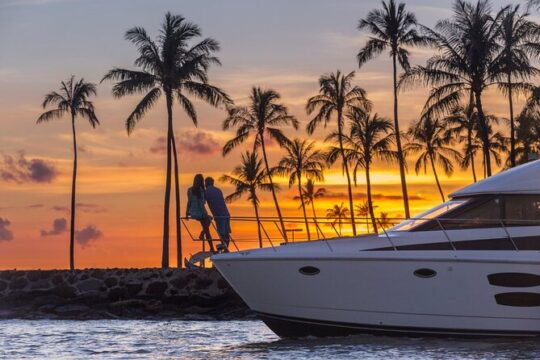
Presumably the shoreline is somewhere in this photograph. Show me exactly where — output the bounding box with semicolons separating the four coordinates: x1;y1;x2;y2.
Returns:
0;268;252;320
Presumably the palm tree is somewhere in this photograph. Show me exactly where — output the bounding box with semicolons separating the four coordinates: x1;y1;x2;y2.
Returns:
513;109;540;164
223;87;298;242
294;179;327;239
444;101;479;182
220;151;274;248
379;212;392;229
102;13;230;268
327;109;395;233
405;116;462;202
402;0;503;177
275;139;325;241
37;76;99;270
492;5;540;167
326;203;349;236
355;200;379;233
306;71;371;236
357;0;426;219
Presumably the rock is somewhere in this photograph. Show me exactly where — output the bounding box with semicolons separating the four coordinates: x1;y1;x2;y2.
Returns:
27;271;43;282
0;271;15;281
104;277;118;288
217;278;230;290
52;284;77;299
10;277;28;290
54;304;90;316
30;279;51;290
108;287;127;301
193;277;213;290
126;283;143;296
76;279;102;292
170;277;188;289
51;274;64;285
146;281;168;296
0;280;7;292
91;269;105;280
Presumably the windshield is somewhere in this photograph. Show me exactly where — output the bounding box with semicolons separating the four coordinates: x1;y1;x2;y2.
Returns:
388;199;469;232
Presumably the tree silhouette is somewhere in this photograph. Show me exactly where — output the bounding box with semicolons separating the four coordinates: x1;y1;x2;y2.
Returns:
306;71;371;236
223;87;298;242
221;151;275;248
275;139;325;241
37;76;99;270
102;13;230;268
357;0;426;219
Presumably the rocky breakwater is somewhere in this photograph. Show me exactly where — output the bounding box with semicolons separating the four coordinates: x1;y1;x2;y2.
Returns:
0;268;250;320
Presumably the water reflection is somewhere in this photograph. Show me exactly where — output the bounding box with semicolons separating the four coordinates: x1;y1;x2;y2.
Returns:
0;320;538;359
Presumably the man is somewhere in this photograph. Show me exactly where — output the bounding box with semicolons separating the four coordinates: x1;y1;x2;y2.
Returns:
204;177;231;252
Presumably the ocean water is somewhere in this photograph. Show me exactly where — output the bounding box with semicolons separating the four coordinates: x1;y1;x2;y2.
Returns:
0;320;539;359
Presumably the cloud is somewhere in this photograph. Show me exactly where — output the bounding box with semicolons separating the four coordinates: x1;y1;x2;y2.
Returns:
51;203;107;214
28;204;44;208
40;218;67;237
0;218;14;242
75;225;103;247
150;130;221;156
1;151;58;184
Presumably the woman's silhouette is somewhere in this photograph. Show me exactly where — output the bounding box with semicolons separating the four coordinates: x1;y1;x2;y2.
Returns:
186;174;214;253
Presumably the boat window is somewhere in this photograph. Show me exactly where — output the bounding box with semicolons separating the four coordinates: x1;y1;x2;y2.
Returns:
440;197;502;229
504;195;540;226
388;199;469;232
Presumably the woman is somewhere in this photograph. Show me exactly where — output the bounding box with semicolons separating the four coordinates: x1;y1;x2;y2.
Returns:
186;174;215;253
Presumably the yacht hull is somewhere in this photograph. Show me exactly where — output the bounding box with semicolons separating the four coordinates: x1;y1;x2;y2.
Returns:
213;250;540;338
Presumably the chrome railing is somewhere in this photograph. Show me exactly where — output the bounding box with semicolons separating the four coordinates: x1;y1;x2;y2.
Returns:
181;215;540;256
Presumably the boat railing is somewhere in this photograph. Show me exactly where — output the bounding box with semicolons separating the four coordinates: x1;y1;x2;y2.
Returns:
181;215;540;264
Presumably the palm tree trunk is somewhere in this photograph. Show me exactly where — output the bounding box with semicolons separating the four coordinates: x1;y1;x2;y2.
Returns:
259;136;288;241
170;133;182;268
69;113;77;270
310;201;321;239
337;112;357;236
252;190;263;248
467;135;477;183
429;152;445;202
161;91;173;268
365;164;377;234
507;72;516;168
393;53;410;219
297;174;311;241
474;90;492;177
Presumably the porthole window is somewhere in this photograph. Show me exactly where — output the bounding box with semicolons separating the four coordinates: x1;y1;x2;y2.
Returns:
299;266;320;276
414;268;437;278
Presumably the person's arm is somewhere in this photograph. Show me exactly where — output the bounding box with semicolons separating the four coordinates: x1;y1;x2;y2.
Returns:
186;190;191;218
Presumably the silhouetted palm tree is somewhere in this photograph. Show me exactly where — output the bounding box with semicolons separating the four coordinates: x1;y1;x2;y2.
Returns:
102;13;230;268
275;139;325;241
326;203;349;236
379;211;392;229
223;87;298;241
492;5;540;167
357;0;426;219
513;109;540;164
327;109;395;233
444;101;479;182
294;179;327;239
220;151;274;248
402;0;503;177
405;116;462;202
306;71;371;236
355;200;379;233
37;76;99;270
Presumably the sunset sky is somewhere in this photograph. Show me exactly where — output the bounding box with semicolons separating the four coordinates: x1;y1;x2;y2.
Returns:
0;0;532;269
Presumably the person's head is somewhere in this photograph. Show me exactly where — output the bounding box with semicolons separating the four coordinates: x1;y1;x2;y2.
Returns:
205;177;214;188
193;174;204;199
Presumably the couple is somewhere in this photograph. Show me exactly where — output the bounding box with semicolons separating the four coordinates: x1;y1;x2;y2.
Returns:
186;174;231;253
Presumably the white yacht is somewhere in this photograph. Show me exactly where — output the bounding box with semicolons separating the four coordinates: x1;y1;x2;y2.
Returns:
212;160;540;338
